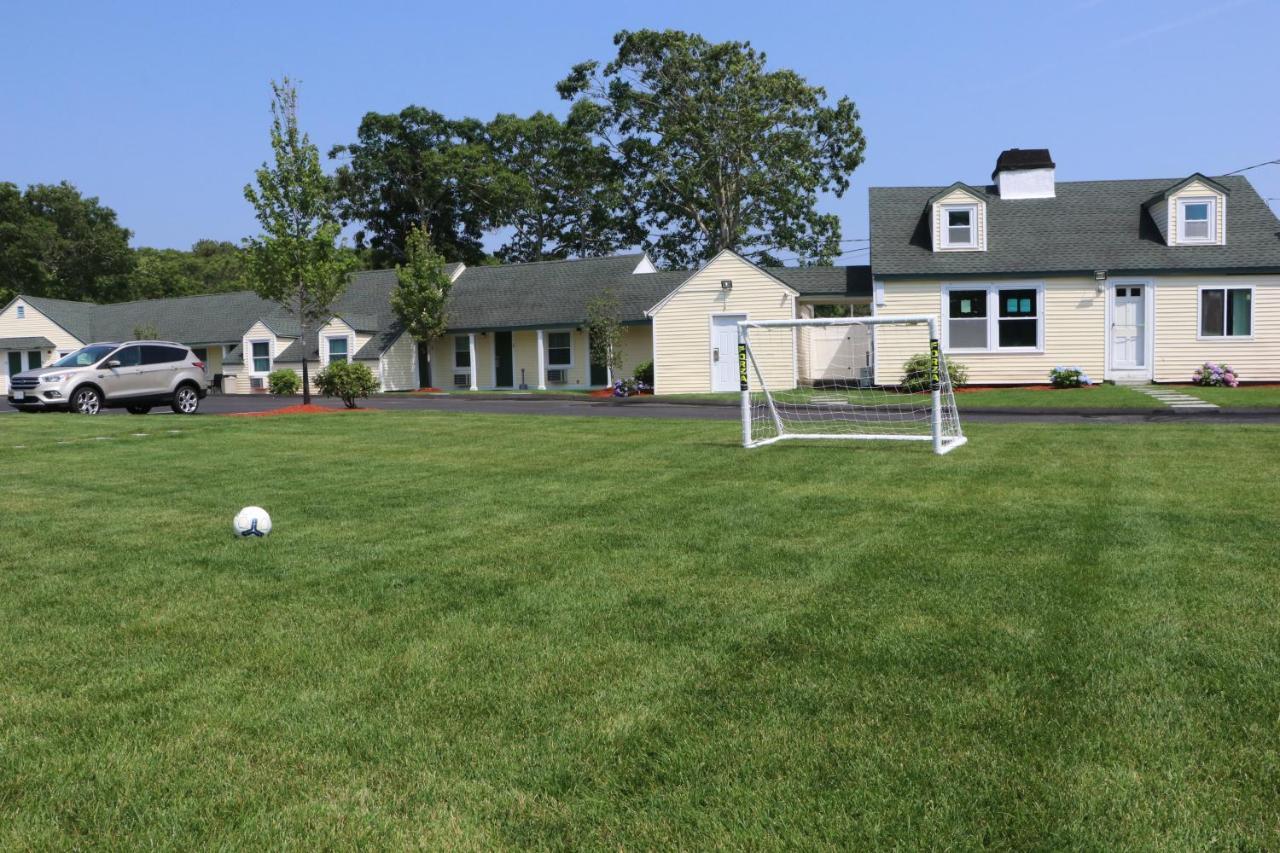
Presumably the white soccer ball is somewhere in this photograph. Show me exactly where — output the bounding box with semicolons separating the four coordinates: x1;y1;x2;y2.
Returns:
233;506;272;538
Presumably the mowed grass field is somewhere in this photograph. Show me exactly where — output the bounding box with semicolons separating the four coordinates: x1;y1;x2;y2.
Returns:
1;411;1279;849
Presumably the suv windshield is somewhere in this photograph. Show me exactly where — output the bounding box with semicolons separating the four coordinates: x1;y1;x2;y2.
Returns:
51;344;119;368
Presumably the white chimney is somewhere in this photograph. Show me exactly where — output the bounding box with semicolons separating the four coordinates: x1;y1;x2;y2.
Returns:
994;148;1055;199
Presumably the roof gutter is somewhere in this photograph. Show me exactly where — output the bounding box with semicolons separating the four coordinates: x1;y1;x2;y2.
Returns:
876;266;1280;280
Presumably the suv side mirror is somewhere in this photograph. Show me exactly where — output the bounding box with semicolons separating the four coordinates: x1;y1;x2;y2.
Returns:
105;359;121;369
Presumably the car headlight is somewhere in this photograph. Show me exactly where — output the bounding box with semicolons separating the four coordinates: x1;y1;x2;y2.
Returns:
41;374;67;383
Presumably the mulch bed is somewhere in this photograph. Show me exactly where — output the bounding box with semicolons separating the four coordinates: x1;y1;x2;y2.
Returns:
588;388;654;399
954;384;1096;393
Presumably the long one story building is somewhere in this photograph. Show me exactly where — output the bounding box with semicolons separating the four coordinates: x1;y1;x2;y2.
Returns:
0;252;867;397
3;148;1279;396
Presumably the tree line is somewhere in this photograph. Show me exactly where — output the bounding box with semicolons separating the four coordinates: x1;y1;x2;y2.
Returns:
2;29;867;310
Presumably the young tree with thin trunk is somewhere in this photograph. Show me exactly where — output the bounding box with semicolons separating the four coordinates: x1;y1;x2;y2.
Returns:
244;78;356;405
391;225;453;387
586;289;624;385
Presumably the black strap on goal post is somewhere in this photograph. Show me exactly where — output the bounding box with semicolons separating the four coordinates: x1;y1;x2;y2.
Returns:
929;338;941;391
738;343;749;391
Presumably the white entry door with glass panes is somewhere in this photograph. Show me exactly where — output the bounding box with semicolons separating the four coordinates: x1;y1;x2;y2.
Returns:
1111;284;1146;372
711;314;747;392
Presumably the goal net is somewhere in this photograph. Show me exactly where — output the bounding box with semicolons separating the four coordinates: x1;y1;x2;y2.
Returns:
738;315;966;455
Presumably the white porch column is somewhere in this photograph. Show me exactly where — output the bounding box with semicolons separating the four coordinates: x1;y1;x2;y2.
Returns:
468;333;478;391
536;329;547;390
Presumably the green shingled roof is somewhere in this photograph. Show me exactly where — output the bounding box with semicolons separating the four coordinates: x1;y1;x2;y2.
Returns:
767;265;871;298
0;336;56;349
870;175;1280;278
17;254;867;363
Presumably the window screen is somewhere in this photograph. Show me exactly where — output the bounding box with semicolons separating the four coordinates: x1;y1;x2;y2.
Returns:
946;208;973;245
947;289;987;348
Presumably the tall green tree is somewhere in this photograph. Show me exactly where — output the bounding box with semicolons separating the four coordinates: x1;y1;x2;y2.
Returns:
557;29;867;267
124;240;246;300
485;112;640;262
329;108;500;266
243;77;357;405
0;181;135;305
391;225;454;387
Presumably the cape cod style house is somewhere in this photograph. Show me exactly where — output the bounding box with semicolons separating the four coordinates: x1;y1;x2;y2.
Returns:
869;149;1280;384
3;148;1278;398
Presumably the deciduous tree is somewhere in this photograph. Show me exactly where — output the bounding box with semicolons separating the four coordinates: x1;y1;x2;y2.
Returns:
485;112;640;262
243;78;357;405
586;289;624;383
0;181;135;305
391;225;453;385
329;108;499;266
557;29;866;267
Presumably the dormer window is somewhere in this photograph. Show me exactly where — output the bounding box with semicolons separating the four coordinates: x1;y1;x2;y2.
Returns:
942;205;977;248
1178;197;1216;243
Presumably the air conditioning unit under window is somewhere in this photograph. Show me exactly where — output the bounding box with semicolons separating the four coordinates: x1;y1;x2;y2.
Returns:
250;376;266;392
454;373;470;388
546;368;567;383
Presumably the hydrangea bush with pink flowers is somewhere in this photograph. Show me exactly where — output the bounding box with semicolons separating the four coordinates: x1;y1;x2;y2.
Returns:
1192;362;1239;387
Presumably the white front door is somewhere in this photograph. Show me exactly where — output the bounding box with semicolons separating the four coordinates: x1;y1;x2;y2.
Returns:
1111;285;1146;370
711;314;747;392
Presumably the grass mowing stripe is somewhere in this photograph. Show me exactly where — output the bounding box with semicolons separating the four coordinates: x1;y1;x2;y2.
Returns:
0;411;1278;847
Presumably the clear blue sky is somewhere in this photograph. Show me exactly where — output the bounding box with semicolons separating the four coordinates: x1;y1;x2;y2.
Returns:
4;0;1278;263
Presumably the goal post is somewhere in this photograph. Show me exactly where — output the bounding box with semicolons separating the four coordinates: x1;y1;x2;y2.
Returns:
737;315;966;455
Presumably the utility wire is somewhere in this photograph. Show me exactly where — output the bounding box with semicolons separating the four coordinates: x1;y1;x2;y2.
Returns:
1222;158;1280;175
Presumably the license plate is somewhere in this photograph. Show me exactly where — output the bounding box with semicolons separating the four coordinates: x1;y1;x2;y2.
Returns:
13;391;24;400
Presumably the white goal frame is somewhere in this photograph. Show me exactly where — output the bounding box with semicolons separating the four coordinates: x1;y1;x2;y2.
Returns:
737;315;967;455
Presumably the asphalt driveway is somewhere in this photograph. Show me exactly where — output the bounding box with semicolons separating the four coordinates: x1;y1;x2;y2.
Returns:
6;393;1280;424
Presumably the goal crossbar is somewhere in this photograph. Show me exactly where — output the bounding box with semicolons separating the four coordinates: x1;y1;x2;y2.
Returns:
737;315;966;455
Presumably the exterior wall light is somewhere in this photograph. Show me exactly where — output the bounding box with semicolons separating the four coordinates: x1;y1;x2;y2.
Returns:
721;279;733;291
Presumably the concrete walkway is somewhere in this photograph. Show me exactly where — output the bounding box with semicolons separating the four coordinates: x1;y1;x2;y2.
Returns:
1130;384;1219;411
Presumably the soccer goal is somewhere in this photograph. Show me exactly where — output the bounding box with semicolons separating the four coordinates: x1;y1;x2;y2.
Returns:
737;315;966;455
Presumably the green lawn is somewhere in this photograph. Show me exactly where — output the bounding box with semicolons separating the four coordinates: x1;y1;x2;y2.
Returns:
1170;384;1280;409
659;384;1159;409
954;384;1156;409
2;412;1279;848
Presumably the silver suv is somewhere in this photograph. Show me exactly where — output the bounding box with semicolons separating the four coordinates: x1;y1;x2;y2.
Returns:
8;341;209;415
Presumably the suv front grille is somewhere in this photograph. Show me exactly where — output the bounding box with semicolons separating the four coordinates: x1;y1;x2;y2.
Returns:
11;377;40;390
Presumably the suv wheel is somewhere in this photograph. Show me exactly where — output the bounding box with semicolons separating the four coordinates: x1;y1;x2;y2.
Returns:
127;405;151;415
172;385;200;415
71;387;102;415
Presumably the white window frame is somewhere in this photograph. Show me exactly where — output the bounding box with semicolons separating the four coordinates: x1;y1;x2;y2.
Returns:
545;329;574;369
1177;197;1217;244
940;204;978;249
1196;284;1254;341
940;283;1045;353
249;339;272;375
15;306;24;319
324;334;352;366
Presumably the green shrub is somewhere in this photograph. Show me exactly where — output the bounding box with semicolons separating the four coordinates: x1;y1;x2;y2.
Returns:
633;360;654;386
901;353;968;392
315;361;378;408
267;369;300;396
